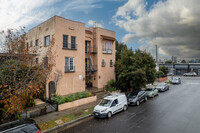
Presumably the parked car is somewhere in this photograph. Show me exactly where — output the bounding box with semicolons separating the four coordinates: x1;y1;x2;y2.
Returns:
0;119;41;133
145;87;159;98
156;83;169;92
127;90;147;106
93;93;128;118
172;77;181;84
183;72;197;76
167;73;174;76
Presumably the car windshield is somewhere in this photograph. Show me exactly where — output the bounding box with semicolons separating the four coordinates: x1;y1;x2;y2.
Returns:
172;78;178;80
157;83;165;87
146;88;153;91
128;91;139;98
99;99;112;107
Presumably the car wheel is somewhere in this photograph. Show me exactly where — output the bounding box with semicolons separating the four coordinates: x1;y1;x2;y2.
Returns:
107;112;112;118
123;105;127;111
145;97;148;101
136;101;140;106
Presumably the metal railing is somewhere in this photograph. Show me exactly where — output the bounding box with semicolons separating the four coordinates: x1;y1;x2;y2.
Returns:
86;65;97;72
85;46;97;53
103;49;112;54
63;43;77;50
110;62;114;67
102;62;106;67
65;66;75;72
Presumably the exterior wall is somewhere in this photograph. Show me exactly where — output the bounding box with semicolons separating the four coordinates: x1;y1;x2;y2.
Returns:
95;28;115;88
27;16;116;98
50;16;86;96
27;17;55;63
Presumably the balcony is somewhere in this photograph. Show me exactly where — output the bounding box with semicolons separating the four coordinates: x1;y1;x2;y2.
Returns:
65;66;75;72
63;43;77;50
85;46;97;53
103;49;112;54
86;65;97;72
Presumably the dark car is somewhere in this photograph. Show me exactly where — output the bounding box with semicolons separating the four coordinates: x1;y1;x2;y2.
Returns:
0;119;41;133
156;82;169;92
127;90;147;106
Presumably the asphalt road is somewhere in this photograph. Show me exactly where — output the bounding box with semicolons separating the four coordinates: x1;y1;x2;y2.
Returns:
60;77;200;133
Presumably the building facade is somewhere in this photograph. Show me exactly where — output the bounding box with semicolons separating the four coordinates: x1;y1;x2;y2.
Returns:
159;63;200;75
27;16;115;98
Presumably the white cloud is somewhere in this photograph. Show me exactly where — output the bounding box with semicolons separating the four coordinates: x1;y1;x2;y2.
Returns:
87;20;104;28
113;0;200;58
0;0;106;31
0;0;57;31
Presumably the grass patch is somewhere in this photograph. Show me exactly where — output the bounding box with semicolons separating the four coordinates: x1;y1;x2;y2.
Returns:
39;106;94;131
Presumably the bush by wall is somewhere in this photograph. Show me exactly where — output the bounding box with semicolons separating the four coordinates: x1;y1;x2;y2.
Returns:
105;79;118;92
52;91;92;105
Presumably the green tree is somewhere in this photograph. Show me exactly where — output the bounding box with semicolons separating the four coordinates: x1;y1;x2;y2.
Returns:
115;47;156;92
115;40;127;61
181;60;186;63
159;66;169;76
134;50;156;84
165;60;172;64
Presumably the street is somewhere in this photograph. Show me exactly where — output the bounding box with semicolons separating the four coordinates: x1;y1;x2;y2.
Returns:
60;77;200;133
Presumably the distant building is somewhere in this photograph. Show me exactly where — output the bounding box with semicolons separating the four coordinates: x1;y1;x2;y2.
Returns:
27;16;115;98
159;63;200;75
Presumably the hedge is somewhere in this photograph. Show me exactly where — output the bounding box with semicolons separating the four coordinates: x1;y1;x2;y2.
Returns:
52;91;92;105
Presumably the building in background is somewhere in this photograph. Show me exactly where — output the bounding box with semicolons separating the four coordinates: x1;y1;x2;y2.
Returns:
159;63;200;75
27;16;115;98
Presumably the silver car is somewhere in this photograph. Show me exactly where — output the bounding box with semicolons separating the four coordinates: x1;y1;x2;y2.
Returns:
172;77;181;84
156;83;169;92
183;72;197;76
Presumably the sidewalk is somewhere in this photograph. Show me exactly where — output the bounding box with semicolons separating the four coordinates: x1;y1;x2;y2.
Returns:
33;101;98;125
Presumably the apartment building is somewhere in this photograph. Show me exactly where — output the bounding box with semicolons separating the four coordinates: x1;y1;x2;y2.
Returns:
27;16;115;98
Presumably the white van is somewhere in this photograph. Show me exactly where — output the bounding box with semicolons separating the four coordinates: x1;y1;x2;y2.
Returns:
93;93;128;118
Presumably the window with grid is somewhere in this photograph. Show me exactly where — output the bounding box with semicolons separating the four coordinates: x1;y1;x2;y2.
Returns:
44;35;50;46
35;39;39;46
102;59;106;67
108;42;112;53
44;57;48;67
110;60;113;67
63;35;68;48
30;41;32;47
102;41;106;53
65;57;74;72
36;58;38;64
71;36;76;49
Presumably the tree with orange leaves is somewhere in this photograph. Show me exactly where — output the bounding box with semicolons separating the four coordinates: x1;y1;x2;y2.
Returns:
0;28;54;122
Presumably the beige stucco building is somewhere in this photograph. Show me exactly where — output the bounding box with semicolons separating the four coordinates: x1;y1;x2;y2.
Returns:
27;16;115;98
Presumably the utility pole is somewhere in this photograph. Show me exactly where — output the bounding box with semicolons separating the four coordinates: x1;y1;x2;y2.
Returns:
156;45;159;72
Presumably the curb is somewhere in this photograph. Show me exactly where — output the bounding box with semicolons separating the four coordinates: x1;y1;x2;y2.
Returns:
42;114;93;133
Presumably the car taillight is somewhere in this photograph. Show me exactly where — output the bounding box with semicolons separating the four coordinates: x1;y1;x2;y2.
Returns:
36;131;41;133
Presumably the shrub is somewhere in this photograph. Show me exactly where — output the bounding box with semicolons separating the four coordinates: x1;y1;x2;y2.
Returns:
105;79;118;92
157;71;165;78
106;87;117;92
52;91;92;105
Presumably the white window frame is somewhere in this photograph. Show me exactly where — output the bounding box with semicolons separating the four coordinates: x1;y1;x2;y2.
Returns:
44;35;50;46
65;57;74;72
108;42;112;53
103;41;107;53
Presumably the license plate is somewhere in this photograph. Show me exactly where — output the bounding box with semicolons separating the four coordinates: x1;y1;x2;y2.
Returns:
95;113;98;115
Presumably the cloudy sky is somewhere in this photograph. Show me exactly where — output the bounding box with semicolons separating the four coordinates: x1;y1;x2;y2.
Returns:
0;0;200;58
